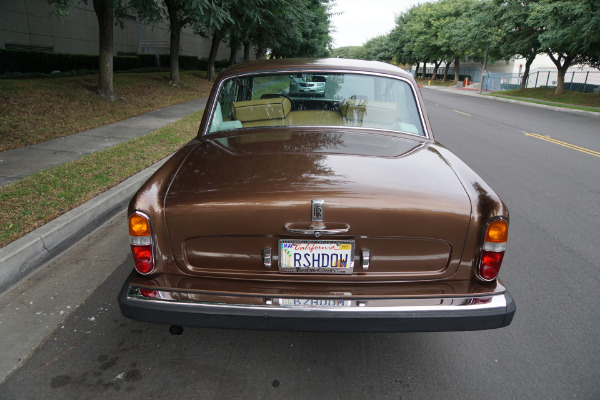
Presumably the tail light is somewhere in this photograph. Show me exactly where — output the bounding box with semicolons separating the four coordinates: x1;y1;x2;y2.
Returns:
129;212;154;275
477;218;508;281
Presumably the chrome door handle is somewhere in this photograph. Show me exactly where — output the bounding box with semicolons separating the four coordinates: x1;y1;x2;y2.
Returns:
284;223;350;237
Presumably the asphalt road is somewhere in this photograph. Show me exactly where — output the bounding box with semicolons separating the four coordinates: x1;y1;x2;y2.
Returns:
1;89;598;399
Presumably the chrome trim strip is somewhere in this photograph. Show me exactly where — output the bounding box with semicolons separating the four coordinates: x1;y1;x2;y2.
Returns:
126;287;508;316
284;223;350;236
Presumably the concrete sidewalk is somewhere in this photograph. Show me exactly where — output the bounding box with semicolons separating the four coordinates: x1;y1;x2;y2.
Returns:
0;97;208;187
0;97;207;294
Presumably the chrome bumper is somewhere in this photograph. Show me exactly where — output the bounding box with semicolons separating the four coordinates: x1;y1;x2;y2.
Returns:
118;280;516;332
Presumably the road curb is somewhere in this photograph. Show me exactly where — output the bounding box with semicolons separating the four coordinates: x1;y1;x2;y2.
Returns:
0;158;167;295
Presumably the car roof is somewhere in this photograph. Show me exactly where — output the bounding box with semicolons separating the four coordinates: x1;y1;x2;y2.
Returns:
218;58;414;79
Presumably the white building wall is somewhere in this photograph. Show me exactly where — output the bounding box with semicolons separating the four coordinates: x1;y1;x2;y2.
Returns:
0;0;240;61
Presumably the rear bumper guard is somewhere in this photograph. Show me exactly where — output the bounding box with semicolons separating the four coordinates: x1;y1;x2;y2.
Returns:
118;280;516;332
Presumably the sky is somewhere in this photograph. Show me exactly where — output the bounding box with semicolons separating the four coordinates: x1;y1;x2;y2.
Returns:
330;0;423;48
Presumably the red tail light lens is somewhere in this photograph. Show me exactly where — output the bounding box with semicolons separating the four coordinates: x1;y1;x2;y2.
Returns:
477;218;508;281
479;250;505;280
139;288;159;298
131;244;153;274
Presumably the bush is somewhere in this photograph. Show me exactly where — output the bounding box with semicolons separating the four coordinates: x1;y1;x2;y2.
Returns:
0;49;97;74
0;49;224;75
137;54;158;69
114;56;140;71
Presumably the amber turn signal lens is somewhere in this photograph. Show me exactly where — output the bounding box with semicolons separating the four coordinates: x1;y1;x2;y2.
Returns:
129;213;150;236
485;219;508;243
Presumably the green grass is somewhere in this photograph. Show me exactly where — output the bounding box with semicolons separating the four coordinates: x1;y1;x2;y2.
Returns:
489;87;600;112
0;111;203;247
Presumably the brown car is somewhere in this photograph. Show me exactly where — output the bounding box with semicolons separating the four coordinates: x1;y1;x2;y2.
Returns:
118;58;515;332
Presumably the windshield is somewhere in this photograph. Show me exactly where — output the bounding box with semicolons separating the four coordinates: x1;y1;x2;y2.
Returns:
208;72;425;137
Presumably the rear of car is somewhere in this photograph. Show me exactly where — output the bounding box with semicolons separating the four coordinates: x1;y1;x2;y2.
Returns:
119;59;515;332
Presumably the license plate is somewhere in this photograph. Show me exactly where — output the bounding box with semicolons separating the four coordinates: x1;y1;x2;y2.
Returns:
279;298;351;307
278;239;354;274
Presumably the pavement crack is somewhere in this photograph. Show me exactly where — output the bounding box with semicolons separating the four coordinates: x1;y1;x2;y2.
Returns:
40;237;51;254
34;346;75;373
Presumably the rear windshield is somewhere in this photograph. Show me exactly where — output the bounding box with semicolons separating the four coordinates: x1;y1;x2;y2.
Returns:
208;72;425;137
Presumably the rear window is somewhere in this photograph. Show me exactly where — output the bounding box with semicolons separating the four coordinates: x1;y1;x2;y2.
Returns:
208;72;425;137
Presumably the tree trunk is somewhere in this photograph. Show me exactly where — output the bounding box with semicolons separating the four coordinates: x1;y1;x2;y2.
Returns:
432;60;441;80
168;27;181;85
93;0;116;100
164;0;184;86
548;52;573;95
442;61;450;82
256;46;265;60
207;32;222;81
243;42;251;62
414;62;420;79
229;45;237;65
520;56;535;91
453;57;460;83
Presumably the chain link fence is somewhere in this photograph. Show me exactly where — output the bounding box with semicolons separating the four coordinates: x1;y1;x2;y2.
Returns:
483;70;600;93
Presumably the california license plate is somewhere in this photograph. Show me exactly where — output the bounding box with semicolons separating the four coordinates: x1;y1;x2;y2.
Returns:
278;239;354;274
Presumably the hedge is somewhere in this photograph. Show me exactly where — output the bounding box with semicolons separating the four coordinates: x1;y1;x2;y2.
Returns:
0;49;230;75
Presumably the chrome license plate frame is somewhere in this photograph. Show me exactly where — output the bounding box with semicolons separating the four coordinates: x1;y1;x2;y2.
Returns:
278;239;355;274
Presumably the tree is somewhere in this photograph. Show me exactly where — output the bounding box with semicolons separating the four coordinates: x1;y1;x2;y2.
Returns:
49;0;126;100
130;0;229;85
267;0;334;58
493;0;542;91
390;0;476;82
529;0;600;94
390;5;422;77
200;0;267;81
437;0;478;83
330;46;364;59
358;35;395;63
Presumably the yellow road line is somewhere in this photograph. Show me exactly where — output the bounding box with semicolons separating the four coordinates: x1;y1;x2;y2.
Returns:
452;110;472;117
524;133;600;158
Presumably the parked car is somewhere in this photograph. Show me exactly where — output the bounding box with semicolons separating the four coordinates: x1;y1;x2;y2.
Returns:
119;58;516;332
288;74;327;97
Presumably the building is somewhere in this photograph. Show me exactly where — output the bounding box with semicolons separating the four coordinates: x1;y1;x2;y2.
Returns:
0;0;246;62
415;55;599;92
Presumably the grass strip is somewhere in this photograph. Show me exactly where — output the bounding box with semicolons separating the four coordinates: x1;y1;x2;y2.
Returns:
0;110;203;248
488;93;600;113
416;78;457;87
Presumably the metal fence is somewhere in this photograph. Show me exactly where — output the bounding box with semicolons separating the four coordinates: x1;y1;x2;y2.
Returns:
484;70;600;93
413;66;482;82
414;65;600;93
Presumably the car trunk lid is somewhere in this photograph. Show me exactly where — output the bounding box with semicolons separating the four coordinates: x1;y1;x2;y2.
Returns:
164;130;471;281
